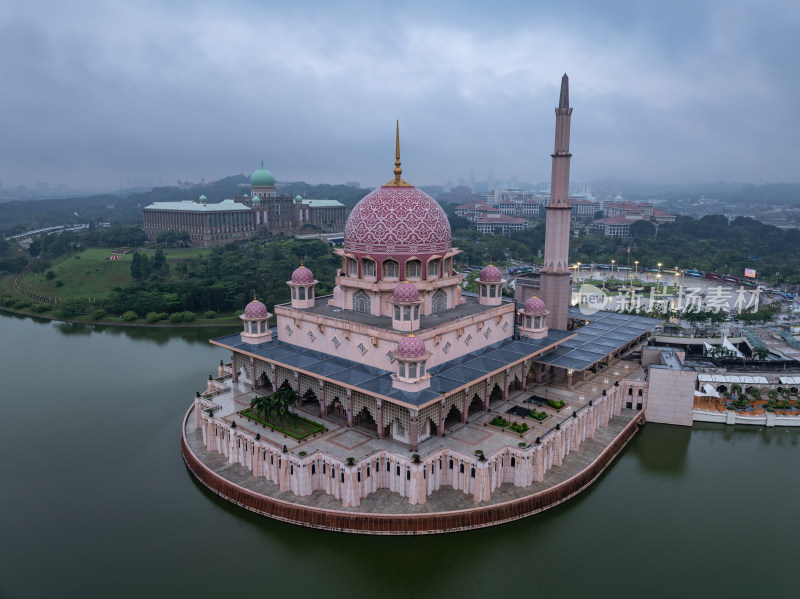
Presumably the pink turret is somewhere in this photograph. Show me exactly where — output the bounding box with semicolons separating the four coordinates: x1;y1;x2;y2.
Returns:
540;74;574;330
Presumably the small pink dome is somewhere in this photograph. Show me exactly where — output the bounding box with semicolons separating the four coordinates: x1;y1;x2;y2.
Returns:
397;335;426;359
244;299;268;319
480;265;502;282
291;266;315;285
524;296;547;314
393;282;419;303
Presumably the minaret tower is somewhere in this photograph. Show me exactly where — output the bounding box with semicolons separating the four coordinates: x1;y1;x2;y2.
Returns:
539;74;573;330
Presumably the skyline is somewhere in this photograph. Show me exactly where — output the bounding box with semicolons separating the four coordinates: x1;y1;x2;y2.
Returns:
1;0;799;189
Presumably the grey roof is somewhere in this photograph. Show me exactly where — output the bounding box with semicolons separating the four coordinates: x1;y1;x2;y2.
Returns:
143;199;251;212
211;328;572;408
532;308;662;371
300;199;345;208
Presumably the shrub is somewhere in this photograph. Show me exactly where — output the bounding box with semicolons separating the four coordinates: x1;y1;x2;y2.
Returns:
45;271;55;281
30;304;50;313
146;311;164;322
90;308;106;320
54;280;64;287
121;311;138;321
13;299;31;309
204;310;217;319
298;451;307;457
547;399;566;410
181;311;195;322
169;312;183;323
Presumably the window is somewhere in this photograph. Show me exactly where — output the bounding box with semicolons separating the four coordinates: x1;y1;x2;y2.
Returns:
383;260;399;278
409;362;417;378
291;287;297;299
357;343;367;356
394;305;400;320
308;331;315;342
386;350;396;363
298;287;306;300
405;260;421;279
398;362;406;377
471;468;475;478
489;285;496;298
484;327;491;339
449;459;453;469
427;260;439;277
347;259;357;276
465;334;472;346
419;361;426;377
332;336;340;349
396;466;400;476
403;306;411;320
406;470;410;480
413;306;419;319
363;259;376;277
285;325;293;335
353;290;371;313
432;289;447;313
459;463;465;474
481;285;487;297
502;321;508;331
443;341;451;354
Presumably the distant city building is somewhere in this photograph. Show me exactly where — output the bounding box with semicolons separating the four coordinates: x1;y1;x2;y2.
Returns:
143;163;346;247
475;213;528;234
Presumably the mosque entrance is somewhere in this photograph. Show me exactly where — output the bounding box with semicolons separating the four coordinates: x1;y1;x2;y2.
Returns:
355;407;376;433
489;383;503;407
259;372;271;390
468;394;483;418
443;405;462;430
302;389;317;406
510;375;522;392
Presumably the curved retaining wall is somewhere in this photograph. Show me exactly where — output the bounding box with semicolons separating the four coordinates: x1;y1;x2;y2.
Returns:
181;407;644;534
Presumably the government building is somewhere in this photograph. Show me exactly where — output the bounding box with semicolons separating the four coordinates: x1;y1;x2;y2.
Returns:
142;164;346;247
181;77;700;533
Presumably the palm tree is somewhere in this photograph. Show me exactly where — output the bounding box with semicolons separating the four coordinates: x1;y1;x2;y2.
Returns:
752;346;769;360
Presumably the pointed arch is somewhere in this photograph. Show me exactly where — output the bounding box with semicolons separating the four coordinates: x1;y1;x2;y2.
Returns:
353;290;371;314
432;289;447;313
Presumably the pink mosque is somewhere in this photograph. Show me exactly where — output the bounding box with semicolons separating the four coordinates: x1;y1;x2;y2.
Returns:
182;76;698;533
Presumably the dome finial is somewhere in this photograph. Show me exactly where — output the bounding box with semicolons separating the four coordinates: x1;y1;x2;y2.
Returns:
385;121;412;187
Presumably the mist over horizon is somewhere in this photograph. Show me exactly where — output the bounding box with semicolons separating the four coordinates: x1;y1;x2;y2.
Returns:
2;0;798;192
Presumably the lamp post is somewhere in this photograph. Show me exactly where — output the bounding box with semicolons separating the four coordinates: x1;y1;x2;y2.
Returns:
634;260;639;279
656;273;662;294
611;259;616;281
577;262;581;283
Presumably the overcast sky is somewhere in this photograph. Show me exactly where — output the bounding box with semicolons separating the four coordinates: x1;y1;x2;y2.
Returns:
1;0;798;190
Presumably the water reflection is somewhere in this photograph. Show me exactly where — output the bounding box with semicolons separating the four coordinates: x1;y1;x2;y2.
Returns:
47;319;239;345
634;423;691;477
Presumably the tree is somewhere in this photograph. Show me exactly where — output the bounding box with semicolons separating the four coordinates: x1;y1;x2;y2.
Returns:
751;346;769;360
152;248;166;272
130;252;143;280
629;219;656;238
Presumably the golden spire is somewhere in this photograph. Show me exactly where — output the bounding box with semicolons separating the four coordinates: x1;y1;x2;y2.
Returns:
409;320;414;338
385;120;412;187
253;291;257;301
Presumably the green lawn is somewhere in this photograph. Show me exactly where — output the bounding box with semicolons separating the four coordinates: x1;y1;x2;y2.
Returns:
239;408;326;440
19;247;210;301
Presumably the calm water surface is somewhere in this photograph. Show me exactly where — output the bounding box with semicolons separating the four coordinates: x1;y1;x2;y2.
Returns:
1;313;797;598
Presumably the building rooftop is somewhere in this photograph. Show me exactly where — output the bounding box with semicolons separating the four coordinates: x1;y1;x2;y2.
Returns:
532;308;662;372
300;199;346;208
283;294;515;333
212;328;573;408
143;199;251;212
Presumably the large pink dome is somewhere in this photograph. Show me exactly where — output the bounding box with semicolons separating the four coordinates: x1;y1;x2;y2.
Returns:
291;265;315;285
397;335;426;359
393;282;419;303
344;186;451;256
244;299;268;319
523;296;547;314
480;265;502;282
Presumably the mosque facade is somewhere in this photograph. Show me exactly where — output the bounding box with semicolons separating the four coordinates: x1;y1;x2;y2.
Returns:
183;76;695;524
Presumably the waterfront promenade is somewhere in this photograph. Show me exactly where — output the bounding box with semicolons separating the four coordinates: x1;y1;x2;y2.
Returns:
182;403;644;533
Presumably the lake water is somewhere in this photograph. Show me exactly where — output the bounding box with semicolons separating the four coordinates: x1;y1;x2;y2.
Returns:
1;312;797;598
